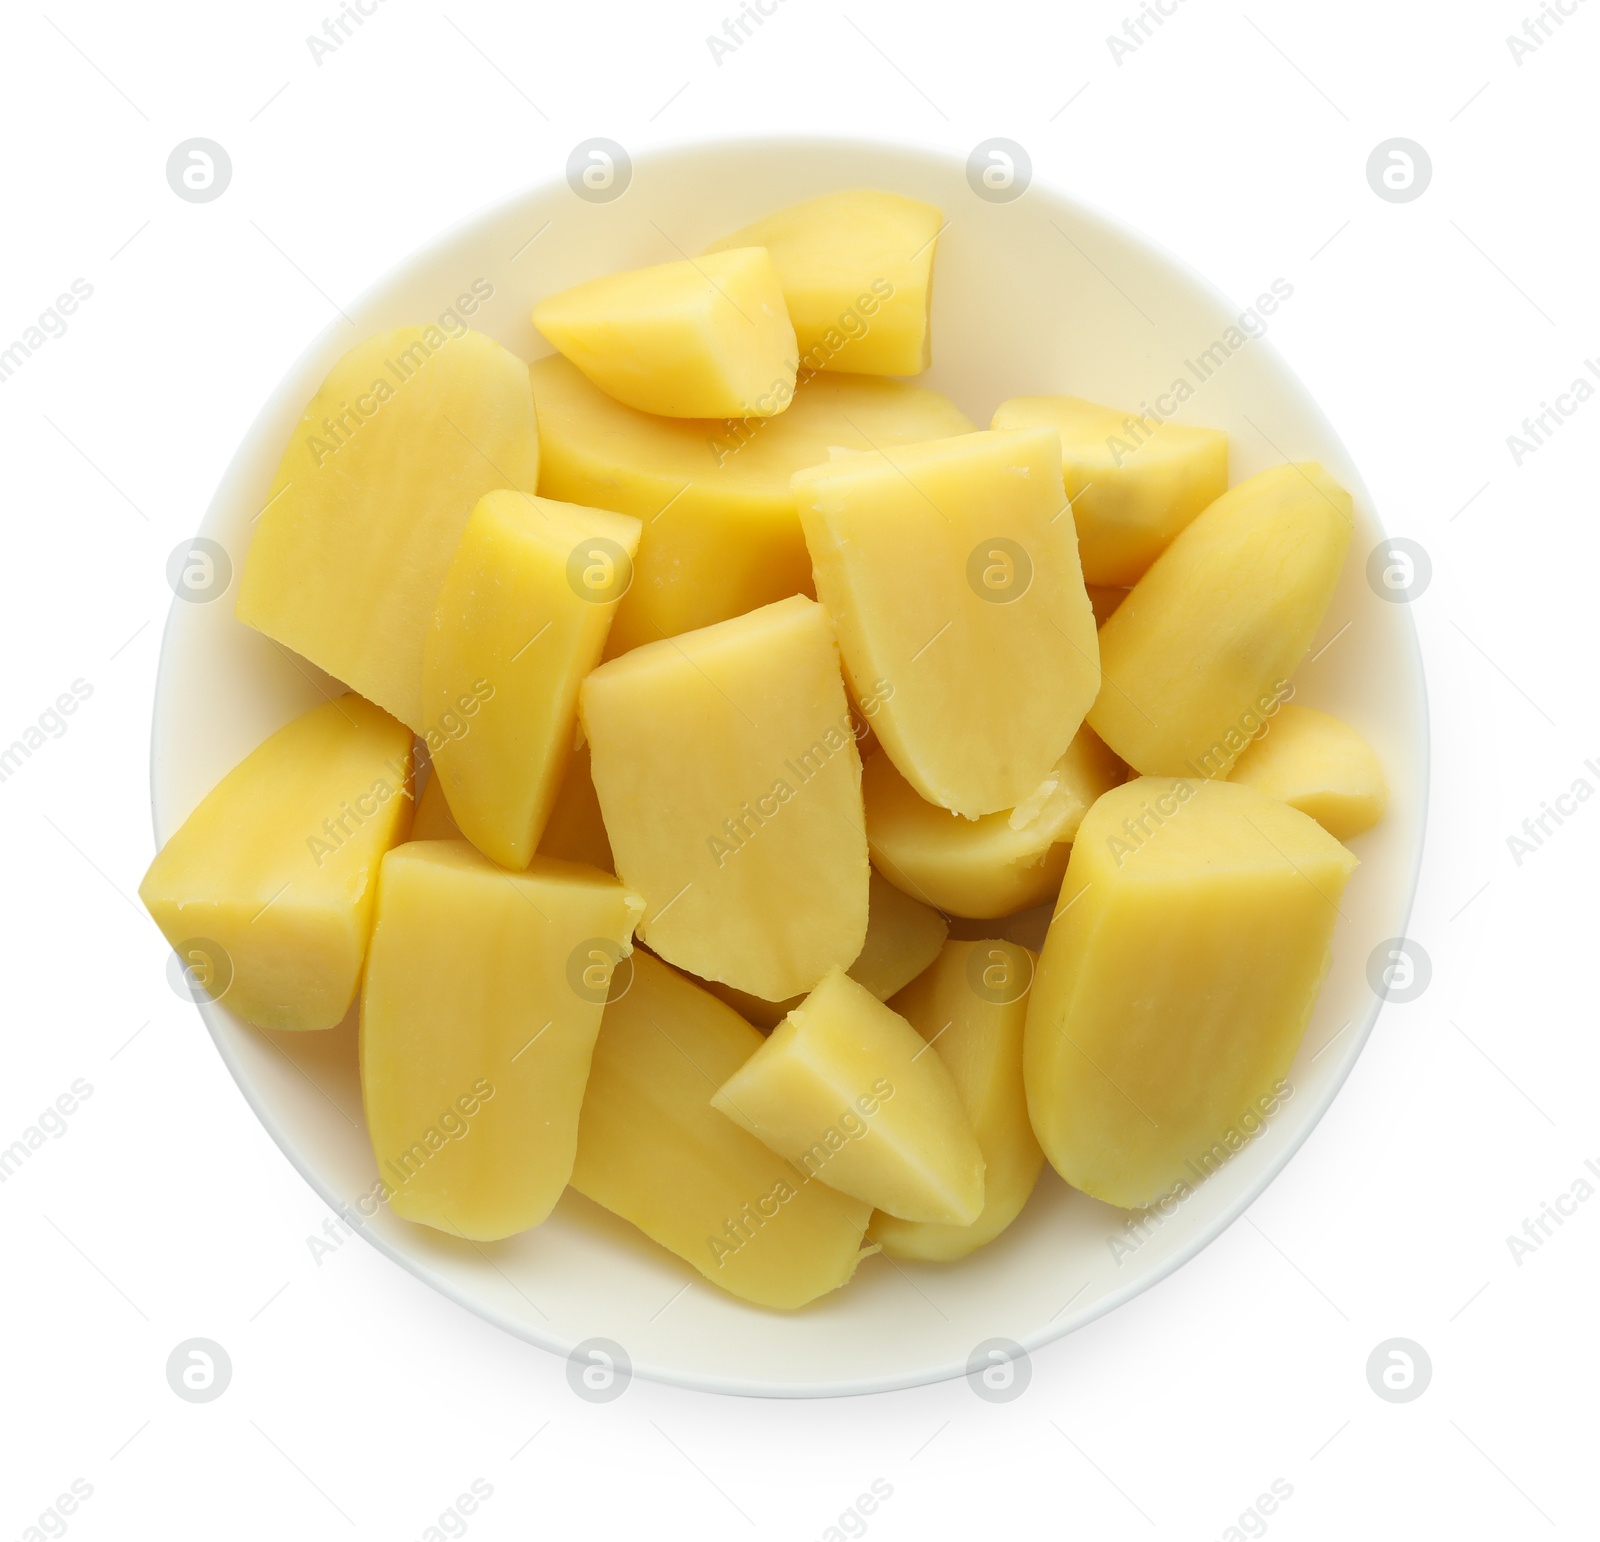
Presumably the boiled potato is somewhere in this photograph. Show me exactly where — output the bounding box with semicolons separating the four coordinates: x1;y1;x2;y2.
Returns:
1024;778;1357;1209
361;841;643;1240
1089;463;1352;778
532;247;797;418
237;328;539;731
1228;703;1386;840
140;695;413;1031
794;427;1100;818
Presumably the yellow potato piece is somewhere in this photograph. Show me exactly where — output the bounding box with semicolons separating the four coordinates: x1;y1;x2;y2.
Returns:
361;841;643;1240
992;396;1228;586
712;968;985;1225
864;726;1125;919
795;427;1100;818
1228;703;1387;841
581;594;868;999
1089;463;1353;778
571;951;870;1310
703;870;948;1029
1024;778;1357;1209
140;695;413;1032
422;492;640;870
531;247;798;419
872;940;1045;1261
703;189;942;376
237;327;540;731
530;354;972;656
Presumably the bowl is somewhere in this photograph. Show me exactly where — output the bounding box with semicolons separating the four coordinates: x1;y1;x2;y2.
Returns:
150;134;1427;1398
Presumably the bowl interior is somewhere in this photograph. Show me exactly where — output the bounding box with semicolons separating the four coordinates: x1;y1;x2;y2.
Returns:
151;136;1425;1397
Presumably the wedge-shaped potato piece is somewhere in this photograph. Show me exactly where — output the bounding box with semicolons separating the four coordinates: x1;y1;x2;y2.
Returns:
865;726;1124;919
1090;463;1353;778
531;247;797;419
423;492;640;869
1228;703;1386;841
361;841;643;1240
572;952;869;1309
872;940;1044;1260
712;968;984;1224
140;695;413;1031
1024;778;1357;1209
992;396;1228;586
703;870;947;1029
582;595;867;998
238;327;540;731
703;190;942;376
531;355;972;655
795;427;1099;818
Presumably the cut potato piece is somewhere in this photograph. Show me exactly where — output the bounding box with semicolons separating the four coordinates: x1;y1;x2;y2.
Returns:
794;427;1099;818
1089;463;1353;778
531;247;797;419
703;189;942;376
361;841;643;1240
572;951;870;1309
992;396;1228;586
1228;703;1387;841
581;595;868;999
712;968;984;1225
237;327;540;731
703;870;947;1029
1024;778;1357;1209
531;355;973;656
140;695;413;1032
423;491;640;869
872;940;1044;1260
864;726;1125;919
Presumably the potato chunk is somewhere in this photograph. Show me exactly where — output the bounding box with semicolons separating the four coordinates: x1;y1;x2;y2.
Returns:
712;968;984;1225
530;355;972;656
580;595;868;999
1024;778;1357;1209
991;396;1227;585
872;940;1044;1261
361;841;643;1240
531;247;797;418
703;189;943;376
1228;703;1387;840
571;952;870;1310
422;492;639;869
864;726;1125;919
794;427;1100;818
1089;463;1353;777
139;695;413;1031
237;328;540;731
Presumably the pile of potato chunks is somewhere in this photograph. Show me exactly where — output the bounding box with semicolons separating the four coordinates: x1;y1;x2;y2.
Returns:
141;189;1387;1310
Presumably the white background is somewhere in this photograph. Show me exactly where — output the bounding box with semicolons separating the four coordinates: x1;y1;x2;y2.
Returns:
1;1;1594;1537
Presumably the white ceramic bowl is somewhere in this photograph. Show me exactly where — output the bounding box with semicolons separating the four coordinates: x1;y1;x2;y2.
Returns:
151;135;1426;1398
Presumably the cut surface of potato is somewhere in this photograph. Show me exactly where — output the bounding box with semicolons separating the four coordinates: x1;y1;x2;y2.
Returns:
531;354;973;656
140;695;413;1031
712;968;985;1225
580;595;868;999
1089;463;1353;778
864;726;1125;919
361;841;643;1240
531;247;797;418
1024;778;1357;1209
422;491;640;869
872;939;1044;1261
992;396;1228;586
571;951;870;1310
703;189;942;376
794;427;1099;818
1228;703;1387;841
237;327;540;731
